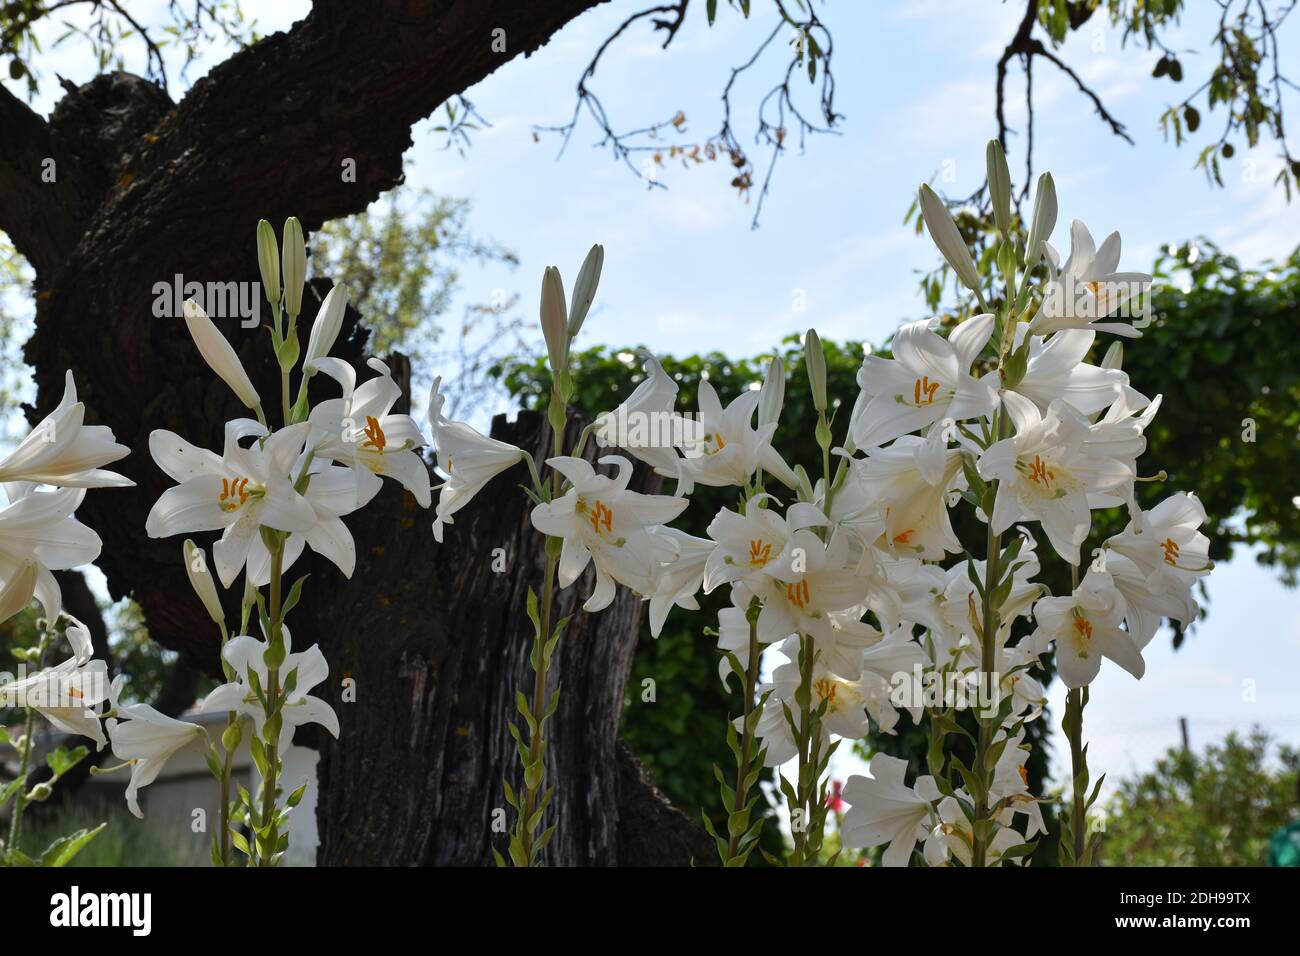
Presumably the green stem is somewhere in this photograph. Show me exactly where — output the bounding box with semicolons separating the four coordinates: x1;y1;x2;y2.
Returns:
220;723;235;867
210;619;235;867
517;543;558;866
513;410;567;867
971;413;1005;869
6;699;39;861
258;542;284;867
790;632;823;867
724;605;763;863
6;626;52;862
1067;687;1087;862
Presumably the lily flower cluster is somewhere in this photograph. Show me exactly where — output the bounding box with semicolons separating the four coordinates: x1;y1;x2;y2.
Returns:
0;372;133;865
120;218;427;865
437;143;1210;866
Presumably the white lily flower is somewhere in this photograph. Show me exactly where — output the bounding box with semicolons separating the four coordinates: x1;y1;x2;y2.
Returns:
107;683;208;818
1105;552;1198;649
702;499;801;593
199;630;339;752
145;420;317;586
0;371;133;488
877;555;949;636
988;729;1047;838
1032;221;1152;338
644;526;713;637
851;315;997;450
857;623;927;730
977;393;1134;563
0;560;38;625
996;639;1049;722
182;299;261;409
529;455;688;612
0;486;102;621
926;794;1024;866
1100;491;1210;646
678;380;797;490
715;584;760;685
821;607;884;680
855;427;964;560
1003;328;1129;416
840;753;941;867
752;524;870;646
245;459;361;585
593;353;694;480
426;376;524;542
814;457;887;549
308;357;431;509
1107;491;1212;588
0;619;110;749
754;654;874;766
1031;567;1143;688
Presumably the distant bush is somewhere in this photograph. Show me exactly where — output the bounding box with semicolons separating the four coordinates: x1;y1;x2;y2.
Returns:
1102;728;1300;866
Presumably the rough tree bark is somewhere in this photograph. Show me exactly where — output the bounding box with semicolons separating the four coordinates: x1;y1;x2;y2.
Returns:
1;0;711;865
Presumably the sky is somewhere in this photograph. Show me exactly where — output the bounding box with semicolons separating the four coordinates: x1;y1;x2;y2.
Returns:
4;0;1299;794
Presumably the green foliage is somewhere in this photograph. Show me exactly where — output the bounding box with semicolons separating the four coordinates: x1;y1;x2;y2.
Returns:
24;803;191;867
1128;242;1300;587
1102;728;1300;866
1039;0;1300;197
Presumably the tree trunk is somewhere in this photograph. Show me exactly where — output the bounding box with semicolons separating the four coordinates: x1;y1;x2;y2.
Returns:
309;407;712;865
1;0;710;865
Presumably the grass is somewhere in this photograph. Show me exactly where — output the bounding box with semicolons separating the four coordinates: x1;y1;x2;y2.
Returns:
20;800;194;867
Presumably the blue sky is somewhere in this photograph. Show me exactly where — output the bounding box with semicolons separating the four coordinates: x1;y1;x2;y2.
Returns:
5;0;1299;790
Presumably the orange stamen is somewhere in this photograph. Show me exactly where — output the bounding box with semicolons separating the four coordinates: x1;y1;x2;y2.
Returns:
590;500;613;534
912;375;941;407
361;416;387;453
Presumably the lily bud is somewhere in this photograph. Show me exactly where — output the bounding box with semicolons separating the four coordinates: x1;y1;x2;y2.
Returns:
256;219;280;313
282;216;307;319
1024;172;1057;269
1101;340;1123;370
758;355;785;428
918;184;983;296
304;283;348;370
0;560;36;625
182;299;261;409
184;539;225;626
986;139;1012;236
540;266;568;377
804;329;827;414
568;243;604;338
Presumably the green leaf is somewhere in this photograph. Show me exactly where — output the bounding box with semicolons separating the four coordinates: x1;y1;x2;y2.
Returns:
39;823;107;867
281;574;310;617
45;744;89;779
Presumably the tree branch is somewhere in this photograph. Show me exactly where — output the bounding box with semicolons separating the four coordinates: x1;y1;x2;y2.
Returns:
0;83;91;274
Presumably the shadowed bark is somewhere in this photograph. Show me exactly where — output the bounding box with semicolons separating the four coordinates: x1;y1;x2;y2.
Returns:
2;0;708;865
